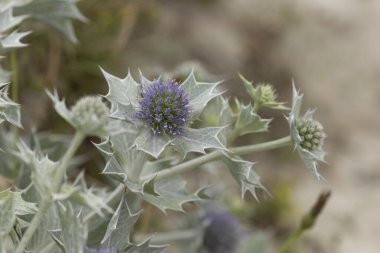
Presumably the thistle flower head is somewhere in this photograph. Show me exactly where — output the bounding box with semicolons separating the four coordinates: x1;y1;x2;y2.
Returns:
136;81;190;136
296;119;325;152
256;83;277;105
71;96;109;135
103;70;225;158
239;75;288;110
202;210;243;253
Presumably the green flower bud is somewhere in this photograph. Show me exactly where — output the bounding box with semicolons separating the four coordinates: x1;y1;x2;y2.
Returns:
296;119;325;152
256;83;277;105
71;96;109;135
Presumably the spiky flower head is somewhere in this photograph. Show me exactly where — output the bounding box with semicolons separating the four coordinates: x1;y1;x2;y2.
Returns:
256;83;277;105
202;210;244;253
71;96;109;132
288;81;326;180
103;69;226;158
47;91;111;137
296;119;325;152
136;81;190;136
239;74;288;111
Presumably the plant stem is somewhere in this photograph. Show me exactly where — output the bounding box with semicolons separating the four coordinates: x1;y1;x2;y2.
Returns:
51;131;85;191
14;132;85;253
135;229;197;245
144;135;292;181
278;228;303;253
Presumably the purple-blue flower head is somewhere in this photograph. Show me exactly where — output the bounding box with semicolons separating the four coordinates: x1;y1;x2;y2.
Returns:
103;70;225;158
136;81;190;136
202;210;244;253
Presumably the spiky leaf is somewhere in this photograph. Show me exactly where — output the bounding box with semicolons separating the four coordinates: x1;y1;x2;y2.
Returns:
180;70;222;118
14;0;87;43
221;152;268;199
101;197;141;250
172;127;226;158
0;84;21;127
50;202;87;253
234;102;271;136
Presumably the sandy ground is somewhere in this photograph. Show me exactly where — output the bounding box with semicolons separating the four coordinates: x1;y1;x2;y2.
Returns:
276;0;380;252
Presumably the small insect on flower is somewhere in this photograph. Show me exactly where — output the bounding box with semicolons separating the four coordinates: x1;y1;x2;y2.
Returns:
135;81;190;136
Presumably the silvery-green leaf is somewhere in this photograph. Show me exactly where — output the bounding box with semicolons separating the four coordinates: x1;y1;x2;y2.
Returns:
201;96;236;145
101;196;141;250
0;83;21;127
109;102;136;122
102;68;141;110
53;183;112;218
134;130;171;158
0;8;26;32
99;132;148;193
142;176;208;213
14;0;87;43
46;89;73;127
289;80;303;120
50;202;87;253
180;70;222;118
0;188;37;216
172;127;226;157
234;102;271;136
1;30;30;49
297;148;326;180
14;141;58;195
0;0;31;11
19;185;59;252
0;190;16;237
221;152;268;199
126;239;167;253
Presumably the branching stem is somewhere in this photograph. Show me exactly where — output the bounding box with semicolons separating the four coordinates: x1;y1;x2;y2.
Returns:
142;135;292;181
14;132;85;253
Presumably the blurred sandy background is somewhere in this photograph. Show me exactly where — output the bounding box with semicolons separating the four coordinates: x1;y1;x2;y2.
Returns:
4;0;380;252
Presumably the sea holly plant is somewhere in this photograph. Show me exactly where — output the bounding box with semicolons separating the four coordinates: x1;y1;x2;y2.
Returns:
0;3;329;250
0;65;329;252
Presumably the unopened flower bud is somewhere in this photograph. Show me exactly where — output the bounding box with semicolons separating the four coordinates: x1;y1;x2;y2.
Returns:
71;96;109;135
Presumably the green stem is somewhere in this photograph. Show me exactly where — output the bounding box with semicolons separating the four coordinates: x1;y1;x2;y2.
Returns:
145;135;292;181
278;227;303;253
51;132;85;191
252;102;260;113
14;132;85;253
